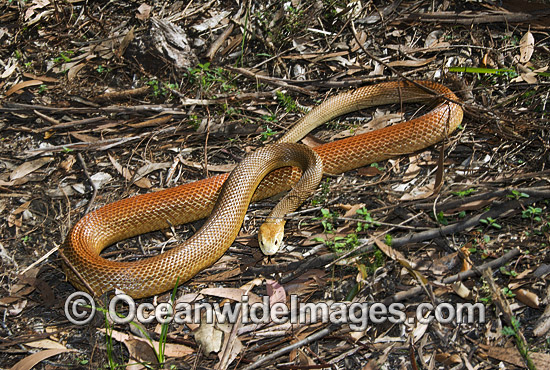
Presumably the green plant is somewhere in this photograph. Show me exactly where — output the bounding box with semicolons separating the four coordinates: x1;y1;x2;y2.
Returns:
96;65;111;73
53;50;74;64
522;206;543;222
480;217;502;229
187;63;234;92
275;90;298;112
435;211;449;226
370;162;384;172
502;317;536;369
452;188;476;197
507;190;529;200
355;207;379;232
500;266;518;277
311;178;331;206
147;79;178;98
316;208;336;233
385;234;393;245
260;126;276;141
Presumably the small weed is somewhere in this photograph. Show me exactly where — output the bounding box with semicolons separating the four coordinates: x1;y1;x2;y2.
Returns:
316;208;337;234
21;235;30;243
500;266;518;277
189;114;201;130
355;207;379;232
502;287;516;298
522;206;543;222
435;211;449;226
502;317;536;369
96;65;111;73
507;190;529;200
276;91;298;112
480;217;502;229
38;84;47;94
370;162;384;172
452;188;476;197
53;51;74;64
385;234;393;245
311;178;331;206
147;79;178;98
260;126;276;141
187;63;234;92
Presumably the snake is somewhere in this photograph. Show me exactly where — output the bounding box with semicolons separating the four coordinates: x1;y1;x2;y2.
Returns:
61;80;463;298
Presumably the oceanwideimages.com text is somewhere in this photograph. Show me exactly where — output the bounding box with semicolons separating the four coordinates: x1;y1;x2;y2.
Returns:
65;292;485;330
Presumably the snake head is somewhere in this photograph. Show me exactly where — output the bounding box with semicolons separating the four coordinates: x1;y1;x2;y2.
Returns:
258;219;286;256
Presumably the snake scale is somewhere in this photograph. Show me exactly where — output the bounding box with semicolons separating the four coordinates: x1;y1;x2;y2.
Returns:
61;80;463;298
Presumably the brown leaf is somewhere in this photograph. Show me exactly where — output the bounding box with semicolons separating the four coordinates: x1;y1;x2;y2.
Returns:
200;287;262;304
338;203;366;218
117;27;135;57
266;279;286;304
514;288;540;309
10;157;53;181
125;339;158;369
357;166;383;177
9;348;74;370
6;80;43;96
519;31;534;64
136;4;152;20
67;62;85;81
387;56;436;67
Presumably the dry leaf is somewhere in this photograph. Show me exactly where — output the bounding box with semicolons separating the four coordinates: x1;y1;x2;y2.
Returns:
117;27;135;57
519;31;535;64
6;80;44;96
199;287;262;304
25;339;67;350
10;157;53;181
125;339;158;370
387;56;436;67
514;288;539;309
194;321;227;354
9;348;74;370
67;62;85;81
451;281;473;300
266;279;286;304
136;4;152;20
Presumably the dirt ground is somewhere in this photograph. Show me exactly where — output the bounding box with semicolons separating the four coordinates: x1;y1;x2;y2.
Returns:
1;0;550;369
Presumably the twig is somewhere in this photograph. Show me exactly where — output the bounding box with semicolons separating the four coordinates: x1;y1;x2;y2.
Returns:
328;191;548;267
241;324;339;370
349;21;463;108
383;248;521;305
76;153;97;214
225;66;316;96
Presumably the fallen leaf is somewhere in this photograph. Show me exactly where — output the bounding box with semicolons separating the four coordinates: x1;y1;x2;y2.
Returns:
200;288;262;304
6;80;44;96
25;339;67;350
451;281;473;300
387;56;436;67
9;348;74;370
136;3;152;20
10;157;53;181
266;279;286;304
519;30;535;64
514;288;539;309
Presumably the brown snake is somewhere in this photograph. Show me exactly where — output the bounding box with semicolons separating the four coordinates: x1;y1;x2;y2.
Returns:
61;81;463;298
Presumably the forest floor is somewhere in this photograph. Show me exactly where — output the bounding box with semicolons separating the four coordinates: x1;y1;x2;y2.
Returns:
1;0;550;369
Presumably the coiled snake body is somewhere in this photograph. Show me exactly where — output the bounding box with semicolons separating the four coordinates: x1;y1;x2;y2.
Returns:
61;81;463;298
